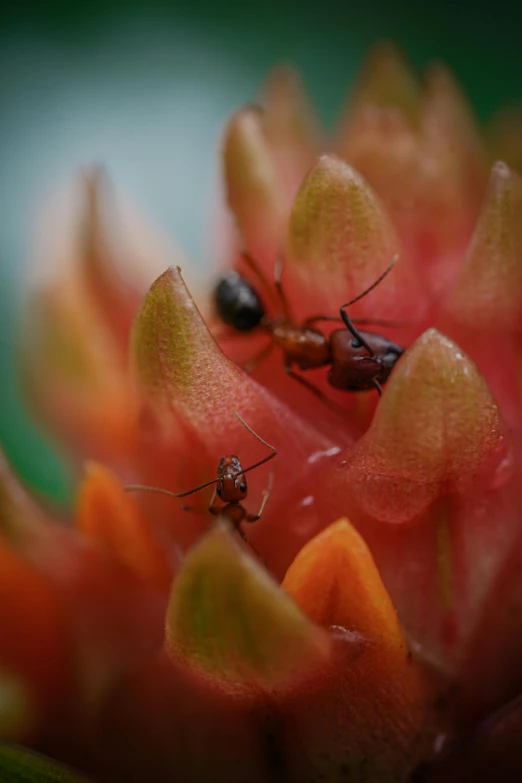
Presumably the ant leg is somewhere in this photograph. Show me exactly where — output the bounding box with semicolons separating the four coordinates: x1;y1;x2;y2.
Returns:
237;526;264;561
283;362;352;420
303;314;343;329
373;379;383;396
240;250;275;302
339;306;375;356
273;256;293;321
208;487;221;516
181;487;220;514
303;314;408;329
242;341;274;373
245;472;274;522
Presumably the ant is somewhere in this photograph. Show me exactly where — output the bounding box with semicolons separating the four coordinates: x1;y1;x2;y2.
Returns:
213;252;404;411
124;410;277;554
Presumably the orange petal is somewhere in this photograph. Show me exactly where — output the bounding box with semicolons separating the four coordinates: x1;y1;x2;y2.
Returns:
76;462;173;591
0;539;70;734
280;520;438;781
283;519;404;650
0;448;50;549
19;283;135;463
78;166;146;352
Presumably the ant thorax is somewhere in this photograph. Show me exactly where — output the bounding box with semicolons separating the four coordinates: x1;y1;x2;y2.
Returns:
269;322;331;370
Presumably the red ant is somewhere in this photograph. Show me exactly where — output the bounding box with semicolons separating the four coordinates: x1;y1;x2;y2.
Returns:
124;410;277;553
213;253;404;411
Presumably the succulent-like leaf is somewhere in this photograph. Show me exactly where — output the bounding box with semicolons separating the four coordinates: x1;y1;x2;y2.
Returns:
223;105;286;270
285;154;426;323
131;266;336;519
339;41;421;121
166;522;331;687
346;328;504;522
261;65;321;203
443;162;522;330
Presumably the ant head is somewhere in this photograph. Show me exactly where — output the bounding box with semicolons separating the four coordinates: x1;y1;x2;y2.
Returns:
214;271;265;332
217;455;248;502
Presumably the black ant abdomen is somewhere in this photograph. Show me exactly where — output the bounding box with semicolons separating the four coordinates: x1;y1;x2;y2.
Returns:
215;270;265;332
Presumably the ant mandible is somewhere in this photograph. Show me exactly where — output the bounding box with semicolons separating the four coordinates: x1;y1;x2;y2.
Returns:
125;410;277;552
213;252;404;411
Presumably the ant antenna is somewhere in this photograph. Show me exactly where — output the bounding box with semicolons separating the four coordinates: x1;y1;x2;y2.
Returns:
340;255;399;309
232;409;278;477
273;255;292;320
240;250;291;320
124;410;277;499
124;475;219;500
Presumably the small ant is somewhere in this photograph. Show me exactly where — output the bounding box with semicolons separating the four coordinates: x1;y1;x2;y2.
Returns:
124;410;277;554
213;252;404;411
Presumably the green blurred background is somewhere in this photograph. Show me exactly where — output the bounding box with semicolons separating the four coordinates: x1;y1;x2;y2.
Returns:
1;0;521;504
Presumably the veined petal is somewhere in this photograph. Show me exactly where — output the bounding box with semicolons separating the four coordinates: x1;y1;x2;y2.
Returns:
422;63;487;212
346;329;504;522
285;155;427;324
223;105;286;271
19;283;135;463
338;41;421;121
443;162;522;330
166;522;330;688
131;266;336;557
78;166;146;352
265;329;514;673
261;65;321;204
437;163;522;426
335;53;487;283
0;448;50;548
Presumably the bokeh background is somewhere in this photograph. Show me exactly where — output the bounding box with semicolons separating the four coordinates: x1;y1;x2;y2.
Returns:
1;0;521;504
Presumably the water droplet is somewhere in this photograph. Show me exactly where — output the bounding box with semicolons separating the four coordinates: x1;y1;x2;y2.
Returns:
308;446;341;465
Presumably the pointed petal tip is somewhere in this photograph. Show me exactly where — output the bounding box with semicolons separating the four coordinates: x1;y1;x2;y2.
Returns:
285;154;423;318
0;448;50;548
348;328;505;522
76;461;172;590
165;522;330;688
443;160;522;328
222;103;285;265
283;518;405;649
351;41;420;118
